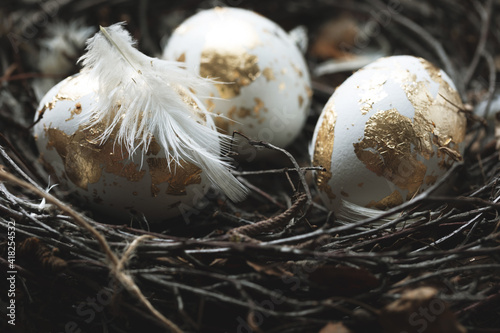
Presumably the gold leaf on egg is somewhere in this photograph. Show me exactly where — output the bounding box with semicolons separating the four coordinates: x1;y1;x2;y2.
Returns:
176;52;186;62
253;97;266;116
262;67;275;81
291;62;303;77
312;101;337;199
425;174;438;186
146;140;162;156
45;123;203;197
65;102;83;122
305;84;313;99
353;108;427;199
45;128;102;189
146;158;202;196
45;124;146;190
199;49;260;99
214;114;231;135
393;60;466;162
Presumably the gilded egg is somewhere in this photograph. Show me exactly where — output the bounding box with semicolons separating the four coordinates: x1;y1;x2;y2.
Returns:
311;56;466;215
162;7;312;158
33;72;210;222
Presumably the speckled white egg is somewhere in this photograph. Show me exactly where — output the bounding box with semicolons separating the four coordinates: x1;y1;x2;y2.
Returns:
162;7;312;153
311;55;466;213
33;72;210;222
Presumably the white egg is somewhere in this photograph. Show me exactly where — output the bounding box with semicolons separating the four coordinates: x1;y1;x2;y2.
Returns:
162;7;312;156
33;72;210;222
311;55;467;214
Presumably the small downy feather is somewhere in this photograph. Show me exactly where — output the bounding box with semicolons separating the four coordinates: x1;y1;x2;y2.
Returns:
78;23;247;202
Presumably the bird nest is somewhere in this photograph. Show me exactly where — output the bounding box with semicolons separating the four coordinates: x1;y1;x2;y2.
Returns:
1;1;499;332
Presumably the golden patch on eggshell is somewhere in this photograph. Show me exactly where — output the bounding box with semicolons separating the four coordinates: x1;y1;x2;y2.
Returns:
227;105;254;119
147;158;202;197
291;62;303;77
176;52;186;62
312;101;337;199
214;114;231;134
298;95;304;108
262;67;275;81
353;108;428;199
38;75;94;120
163;7;312;153
394;61;466;158
38;92;77;119
44;119;202;196
198;17;262;99
65;102;82;122
199;49;260;99
253;97;266;115
305;84;313;98
45;124;145;190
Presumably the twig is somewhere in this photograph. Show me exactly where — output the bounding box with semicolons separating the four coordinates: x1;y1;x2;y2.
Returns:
233;132;313;212
233;166;323;176
236;176;287;209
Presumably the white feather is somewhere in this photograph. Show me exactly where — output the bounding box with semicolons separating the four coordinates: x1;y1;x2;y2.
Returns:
338;199;396;224
77;23;247;202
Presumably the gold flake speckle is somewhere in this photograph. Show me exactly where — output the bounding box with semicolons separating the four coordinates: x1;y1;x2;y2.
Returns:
262;67;275;81
65;102;82;122
176;53;186;62
254;97;266;115
305;84;313;98
291;62;303;77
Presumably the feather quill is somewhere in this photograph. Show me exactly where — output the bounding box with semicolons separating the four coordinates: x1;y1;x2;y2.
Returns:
78;23;247;202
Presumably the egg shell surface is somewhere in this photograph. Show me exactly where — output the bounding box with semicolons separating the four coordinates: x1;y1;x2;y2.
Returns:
33;72;209;222
311;55;466;212
163;7;312;151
